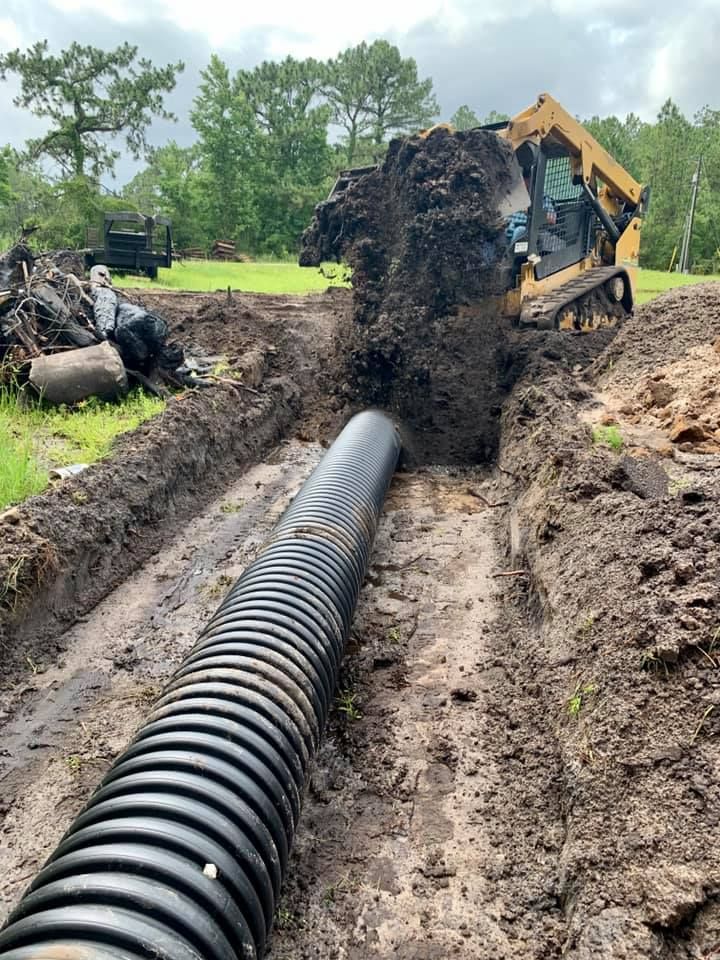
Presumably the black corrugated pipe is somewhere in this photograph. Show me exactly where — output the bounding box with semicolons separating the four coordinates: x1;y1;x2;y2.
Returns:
0;410;400;960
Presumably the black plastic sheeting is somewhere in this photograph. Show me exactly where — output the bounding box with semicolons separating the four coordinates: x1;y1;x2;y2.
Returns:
0;410;400;960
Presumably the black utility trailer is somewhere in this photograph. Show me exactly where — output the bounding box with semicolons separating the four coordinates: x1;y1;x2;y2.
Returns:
85;212;172;279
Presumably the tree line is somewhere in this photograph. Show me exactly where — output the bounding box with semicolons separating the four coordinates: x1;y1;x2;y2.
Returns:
0;39;718;270
0;40;437;256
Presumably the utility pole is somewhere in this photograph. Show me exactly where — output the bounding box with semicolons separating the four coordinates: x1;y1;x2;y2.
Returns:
678;156;702;274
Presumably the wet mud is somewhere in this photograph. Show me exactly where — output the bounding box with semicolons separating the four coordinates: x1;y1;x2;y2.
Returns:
3;281;720;959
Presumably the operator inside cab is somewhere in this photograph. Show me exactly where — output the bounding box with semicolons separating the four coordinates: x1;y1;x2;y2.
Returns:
505;167;562;253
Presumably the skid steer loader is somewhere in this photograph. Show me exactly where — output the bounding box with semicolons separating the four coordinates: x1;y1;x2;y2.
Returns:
326;93;650;331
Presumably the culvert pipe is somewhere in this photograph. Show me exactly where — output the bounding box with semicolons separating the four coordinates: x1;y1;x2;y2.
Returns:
0;409;400;960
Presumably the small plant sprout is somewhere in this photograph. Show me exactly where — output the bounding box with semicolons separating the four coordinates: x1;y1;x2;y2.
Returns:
337;689;362;721
65;754;83;774
592;425;623;452
220;500;245;514
274;907;296;929
641;649;662;671
206;573;234;599
668;475;692;496
568;681;597;718
387;626;401;644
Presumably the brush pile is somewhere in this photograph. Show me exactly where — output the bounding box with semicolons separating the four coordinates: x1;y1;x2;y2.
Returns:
0;244;98;362
0;243;186;400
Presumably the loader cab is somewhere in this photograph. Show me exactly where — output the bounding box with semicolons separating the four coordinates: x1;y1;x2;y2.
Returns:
524;144;595;280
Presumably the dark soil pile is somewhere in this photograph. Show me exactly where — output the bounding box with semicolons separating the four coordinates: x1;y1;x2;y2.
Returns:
494;288;720;958
301;127;519;463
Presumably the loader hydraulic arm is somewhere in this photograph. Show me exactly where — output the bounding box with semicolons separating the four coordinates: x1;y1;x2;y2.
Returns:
500;93;645;216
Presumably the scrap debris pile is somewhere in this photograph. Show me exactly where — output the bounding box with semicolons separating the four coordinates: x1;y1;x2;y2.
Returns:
0;243;185;403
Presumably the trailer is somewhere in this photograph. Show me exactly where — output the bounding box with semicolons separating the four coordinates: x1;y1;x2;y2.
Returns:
85;212;172;279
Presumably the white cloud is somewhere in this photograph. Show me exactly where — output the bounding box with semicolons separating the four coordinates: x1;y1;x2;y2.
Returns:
0;16;23;50
40;0;515;55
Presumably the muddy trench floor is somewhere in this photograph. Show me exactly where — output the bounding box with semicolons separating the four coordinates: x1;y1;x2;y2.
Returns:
4;286;720;960
0;444;554;959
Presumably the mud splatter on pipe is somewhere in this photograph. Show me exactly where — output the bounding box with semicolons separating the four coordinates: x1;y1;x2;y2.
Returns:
0;410;400;960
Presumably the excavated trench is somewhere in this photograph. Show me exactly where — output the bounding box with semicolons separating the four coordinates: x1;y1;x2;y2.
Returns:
0;188;720;960
4;278;720;960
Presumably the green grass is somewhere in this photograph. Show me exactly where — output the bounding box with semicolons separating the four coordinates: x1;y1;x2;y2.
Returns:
113;260;720;304
0;389;165;511
592;424;623;452
636;269;720;305
0;416;49;511
115;260;349;294
568;681;597;718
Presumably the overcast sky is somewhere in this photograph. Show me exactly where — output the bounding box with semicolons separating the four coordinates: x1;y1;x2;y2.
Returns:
2;0;719;186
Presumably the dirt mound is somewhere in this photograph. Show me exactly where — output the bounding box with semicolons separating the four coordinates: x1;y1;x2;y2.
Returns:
0;384;296;671
596;283;720;388
302;127;519;463
0;290;348;678
135;289;349;396
490;299;720;957
585;283;720;458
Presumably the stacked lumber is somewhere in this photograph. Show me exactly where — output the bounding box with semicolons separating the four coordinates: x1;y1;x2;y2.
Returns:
211;239;237;260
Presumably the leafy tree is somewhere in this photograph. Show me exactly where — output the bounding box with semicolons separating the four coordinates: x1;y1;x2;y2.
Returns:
584;113;644;180
237;57;325;140
0;164;129;250
324;41;438;162
635;100;696;269
323;45;373;165
42;176;130;248
482;110;510;125
124;142;207;250
0;41;183;178
236;56;333;253
364;41;438;145
450;105;480;131
191;55;260;244
0;147;11;211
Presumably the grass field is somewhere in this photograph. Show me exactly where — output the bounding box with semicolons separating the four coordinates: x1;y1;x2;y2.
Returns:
115;260;349;294
635;269;720;304
116;258;720;304
0;390;165;511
